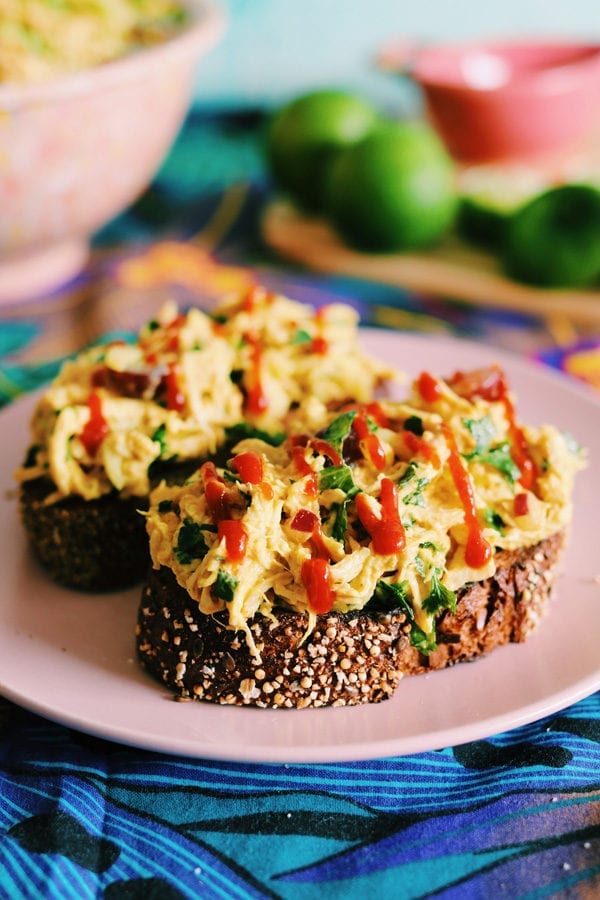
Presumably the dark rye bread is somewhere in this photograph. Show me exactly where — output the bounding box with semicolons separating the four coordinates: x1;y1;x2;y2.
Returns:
18;458;202;592
136;530;566;708
19;477;149;592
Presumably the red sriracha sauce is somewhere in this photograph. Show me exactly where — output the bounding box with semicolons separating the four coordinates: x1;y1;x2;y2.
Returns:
241;284;274;313
353;410;386;471
165;362;185;412
449;366;538;491
218;519;247;562
232;451;274;499
80;391;109;456
201;462;231;522
442;425;492;569
232;452;263;484
291;443;318;496
244;332;268;416
301;557;335;614
418;371;442;403
514;492;529;517
165;314;186;352
311;306;329;356
291;509;319;532
403;431;441;469
310;438;342;467
355;478;406;555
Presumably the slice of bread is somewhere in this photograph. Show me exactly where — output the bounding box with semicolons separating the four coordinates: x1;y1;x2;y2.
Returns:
136;530;565;707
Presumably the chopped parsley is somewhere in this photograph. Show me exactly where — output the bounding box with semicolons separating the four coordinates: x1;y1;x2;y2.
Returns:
291;328;312;345
224;423;285;446
422;573;457;616
402;477;429;506
318;464;359;496
319;410;357;452
174;519;209;565
328;501;349;544
215;570;238;602
463;415;521;484
410;625;438;655
484;508;505;534
151;423;168;457
398;461;418;485
367;580;412;616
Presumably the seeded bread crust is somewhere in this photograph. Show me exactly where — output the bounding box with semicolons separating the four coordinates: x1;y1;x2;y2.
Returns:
136;530;566;708
18;459;202;592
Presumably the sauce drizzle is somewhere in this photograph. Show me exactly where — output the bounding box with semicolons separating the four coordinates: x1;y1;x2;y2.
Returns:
353;410;386;470
441;424;492;568
244;332;268;416
355;478;406;555
301;557;335;614
80;391;109;456
165;362;185;412
418;371;442;403
218;519;247;562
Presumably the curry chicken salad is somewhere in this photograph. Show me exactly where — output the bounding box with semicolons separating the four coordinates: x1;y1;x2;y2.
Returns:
15;289;394;590
138;364;585;706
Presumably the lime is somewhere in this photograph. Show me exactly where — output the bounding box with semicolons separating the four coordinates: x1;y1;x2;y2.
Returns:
502;184;600;288
457;166;549;249
266;90;379;212
324;121;458;252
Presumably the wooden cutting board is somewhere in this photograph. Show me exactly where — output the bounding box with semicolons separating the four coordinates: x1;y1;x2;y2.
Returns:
262;200;600;329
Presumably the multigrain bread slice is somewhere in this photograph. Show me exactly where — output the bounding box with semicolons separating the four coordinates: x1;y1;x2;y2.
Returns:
137;363;584;708
136;531;565;707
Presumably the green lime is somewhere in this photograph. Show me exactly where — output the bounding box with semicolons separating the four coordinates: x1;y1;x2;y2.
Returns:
457;167;549;249
324;121;458;252
266;90;379;212
502;184;600;288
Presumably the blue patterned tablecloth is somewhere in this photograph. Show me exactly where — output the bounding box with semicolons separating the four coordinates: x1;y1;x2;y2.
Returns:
0;110;598;899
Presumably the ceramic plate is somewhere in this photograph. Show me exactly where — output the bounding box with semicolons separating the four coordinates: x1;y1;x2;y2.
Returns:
1;330;598;762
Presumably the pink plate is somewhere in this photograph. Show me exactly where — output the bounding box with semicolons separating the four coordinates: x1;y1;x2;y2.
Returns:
0;330;598;762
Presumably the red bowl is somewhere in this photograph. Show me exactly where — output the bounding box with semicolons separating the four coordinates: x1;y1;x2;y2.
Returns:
380;39;600;164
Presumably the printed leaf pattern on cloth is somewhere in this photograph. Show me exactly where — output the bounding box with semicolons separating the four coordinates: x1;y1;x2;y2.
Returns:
0;694;598;899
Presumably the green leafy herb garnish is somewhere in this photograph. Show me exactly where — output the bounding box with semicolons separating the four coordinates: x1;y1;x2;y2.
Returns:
463;415;496;454
291;328;312;345
463;415;521;484
484;508;505;534
398;461;418;485
215;570;238;602
422;573;457;616
318;464;359;496
158;499;175;514
404;415;424;436
329;501;349;543
319;410;357;452
174;519;210;565
367;580;413;616
224;423;285;446
410;625;437;655
151;423;168;456
402;477;429;506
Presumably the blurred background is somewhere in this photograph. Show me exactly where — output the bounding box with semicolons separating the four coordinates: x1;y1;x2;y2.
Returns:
193;0;600;113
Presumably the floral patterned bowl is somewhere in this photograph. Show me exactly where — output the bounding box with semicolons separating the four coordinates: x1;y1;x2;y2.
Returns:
0;0;226;304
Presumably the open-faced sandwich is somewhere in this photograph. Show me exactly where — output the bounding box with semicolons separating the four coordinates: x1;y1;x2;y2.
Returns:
15;288;394;590
137;365;585;707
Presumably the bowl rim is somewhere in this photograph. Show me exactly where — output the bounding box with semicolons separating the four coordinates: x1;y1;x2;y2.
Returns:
380;36;600;95
0;0;226;108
